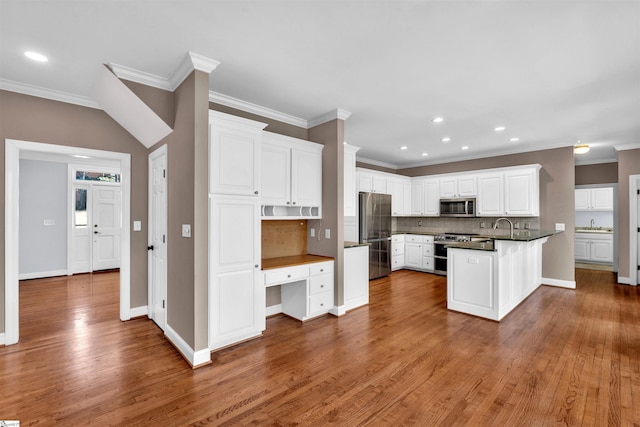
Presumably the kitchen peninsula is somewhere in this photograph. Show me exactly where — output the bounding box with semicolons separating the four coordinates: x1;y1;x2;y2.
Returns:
447;230;560;321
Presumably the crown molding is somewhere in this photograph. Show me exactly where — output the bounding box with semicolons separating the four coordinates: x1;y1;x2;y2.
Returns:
0;79;100;109
108;63;173;91
169;51;220;89
356;156;398;170
614;143;640;152
307;108;352;128
209;91;308;128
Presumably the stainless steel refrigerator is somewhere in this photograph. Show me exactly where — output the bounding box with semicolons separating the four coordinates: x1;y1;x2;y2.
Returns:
359;192;392;279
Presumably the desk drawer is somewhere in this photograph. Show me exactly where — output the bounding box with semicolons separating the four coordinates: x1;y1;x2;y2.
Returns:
309;292;333;315
264;266;308;285
309;275;332;295
309;262;333;276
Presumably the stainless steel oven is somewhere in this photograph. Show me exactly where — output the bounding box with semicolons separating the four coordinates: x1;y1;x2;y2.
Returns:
433;233;477;275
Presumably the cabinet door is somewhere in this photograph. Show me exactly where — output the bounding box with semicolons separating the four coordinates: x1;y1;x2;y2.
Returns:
575;189;591;210
574;238;590;261
358;172;374;193
402;180;412;215
388;179;403;216
411;179;425;215
261;142;291;205
372;175;387;194
209;196;263;350
590;188;613;210
457;176;477;197
439;178;457;198
405;243;423;268
209;118;263;196
504;169;538;216
477;174;504;216
424;179;440;216
590;239;613;263
291;147;322;207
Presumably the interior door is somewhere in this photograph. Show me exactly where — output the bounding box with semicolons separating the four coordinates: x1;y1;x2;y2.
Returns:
72;184;91;273
149;148;167;330
92;185;122;271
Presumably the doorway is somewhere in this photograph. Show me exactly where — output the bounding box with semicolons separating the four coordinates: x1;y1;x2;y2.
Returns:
5;139;132;345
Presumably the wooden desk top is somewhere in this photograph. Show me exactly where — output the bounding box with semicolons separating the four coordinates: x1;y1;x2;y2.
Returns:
261;254;334;270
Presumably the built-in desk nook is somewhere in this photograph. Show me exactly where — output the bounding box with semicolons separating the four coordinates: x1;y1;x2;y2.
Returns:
262;255;334;321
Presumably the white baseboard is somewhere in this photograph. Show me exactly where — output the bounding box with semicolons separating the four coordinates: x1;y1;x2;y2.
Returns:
164;323;211;368
18;269;68;280
617;275;631;285
344;297;369;313
266;304;282;317
129;305;148;318
542;277;576;289
0;332;5;345
329;305;346;317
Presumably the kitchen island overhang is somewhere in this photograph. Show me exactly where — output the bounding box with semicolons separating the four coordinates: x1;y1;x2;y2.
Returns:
446;230;560;321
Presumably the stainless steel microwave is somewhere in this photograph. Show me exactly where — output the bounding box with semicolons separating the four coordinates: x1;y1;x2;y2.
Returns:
439;198;476;217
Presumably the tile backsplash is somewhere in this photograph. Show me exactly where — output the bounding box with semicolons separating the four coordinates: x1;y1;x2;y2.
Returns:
393;216;541;235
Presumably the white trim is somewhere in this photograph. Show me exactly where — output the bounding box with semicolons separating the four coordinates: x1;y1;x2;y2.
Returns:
614;143;640;152
18;270;68;281
0;332;5;345
165;323;211;367
209;91;308;128
629;174;640;286
617;276;631;285
307;108;352;128
266;304;282;317
542;278;576;289
0;78;100;109
356;156;399;170
329;305;346;316
108;63;173;91
129;306;148;318
5;139;132;346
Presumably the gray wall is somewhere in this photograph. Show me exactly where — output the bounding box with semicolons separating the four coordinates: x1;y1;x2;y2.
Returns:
19;159;67;276
575;162;618;185
617;148;640;278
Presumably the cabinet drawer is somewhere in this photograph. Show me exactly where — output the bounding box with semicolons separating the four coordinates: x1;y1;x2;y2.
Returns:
422;235;434;243
392;244;405;255
309;275;332;295
264;266;308;285
406;235;422;243
423;244;434;257
392;254;404;270
422;256;434;271
310;262;333;276
309;292;333;315
392;235;405;243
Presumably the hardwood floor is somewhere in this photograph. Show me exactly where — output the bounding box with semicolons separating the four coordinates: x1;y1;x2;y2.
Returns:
1;269;638;425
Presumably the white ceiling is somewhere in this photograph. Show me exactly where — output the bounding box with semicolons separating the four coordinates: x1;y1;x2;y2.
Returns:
2;0;639;168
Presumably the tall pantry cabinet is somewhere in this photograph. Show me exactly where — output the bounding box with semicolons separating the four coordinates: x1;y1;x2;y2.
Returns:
208;111;268;351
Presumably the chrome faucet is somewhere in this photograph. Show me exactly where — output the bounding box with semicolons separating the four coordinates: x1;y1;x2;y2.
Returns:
590;218;595;228
493;217;514;238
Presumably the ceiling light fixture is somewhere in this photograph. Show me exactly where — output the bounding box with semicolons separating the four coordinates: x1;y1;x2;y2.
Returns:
494;126;506;132
461;146;469;150
422;152;429;156
574;144;590;154
24;51;48;62
441;137;451;143
509;137;520;142
432;116;444;124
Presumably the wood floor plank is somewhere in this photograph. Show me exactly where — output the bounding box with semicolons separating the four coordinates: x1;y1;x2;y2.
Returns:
1;268;639;425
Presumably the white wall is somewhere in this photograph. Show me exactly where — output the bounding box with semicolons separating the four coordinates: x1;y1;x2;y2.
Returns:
19;159;68;278
575;211;614;228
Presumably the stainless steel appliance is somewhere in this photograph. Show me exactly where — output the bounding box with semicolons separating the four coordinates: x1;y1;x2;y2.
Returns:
359;192;392;279
433;233;478;275
439;198;476;217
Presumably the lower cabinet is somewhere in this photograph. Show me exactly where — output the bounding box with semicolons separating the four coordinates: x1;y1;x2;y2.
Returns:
404;235;434;273
344;245;370;311
265;261;334;321
209;195;264;351
392;234;405;271
575;233;613;263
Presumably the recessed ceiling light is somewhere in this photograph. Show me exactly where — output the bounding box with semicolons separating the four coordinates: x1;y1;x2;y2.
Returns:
422;152;429;156
343;141;347;145
461;146;469;150
24;51;48;62
400;146;408;150
509;137;520;142
432;116;444;124
441;137;451;143
494;126;506;132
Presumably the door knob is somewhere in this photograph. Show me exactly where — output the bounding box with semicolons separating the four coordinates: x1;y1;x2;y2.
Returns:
94;231;99;234
148;245;154;251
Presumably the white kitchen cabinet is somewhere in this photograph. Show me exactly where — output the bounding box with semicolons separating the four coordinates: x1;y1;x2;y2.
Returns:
267;261;334;321
439;175;477;198
209;195;264;351
392;234;405;271
261;131;323;219
574;232;613;263
411;178;439;216
357;170;387;194
575;188;613;211
404;242;423;269
403;235;434;272
344;144;360;216
388;176;412;216
209;110;267;196
344;245;369;311
477;165;540;217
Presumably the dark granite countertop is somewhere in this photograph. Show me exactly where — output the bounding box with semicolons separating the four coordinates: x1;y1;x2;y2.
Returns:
344;241;369;248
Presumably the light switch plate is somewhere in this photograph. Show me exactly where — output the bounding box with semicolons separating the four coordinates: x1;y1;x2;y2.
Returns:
555;223;565;231
182;224;191;238
325;229;331;239
43;219;55;226
133;220;142;231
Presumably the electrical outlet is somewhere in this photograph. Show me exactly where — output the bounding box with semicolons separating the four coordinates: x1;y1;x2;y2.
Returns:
524;223;530;229
325;229;331;239
182;224;191;237
555;223;565;231
514;222;520;229
133;220;142;231
480;222;486;228
43;219;55;226
310;228;315;238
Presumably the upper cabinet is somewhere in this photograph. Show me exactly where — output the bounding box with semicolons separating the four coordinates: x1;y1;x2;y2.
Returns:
357;170;387;194
261;131;323;219
575;188;613;211
411;178;439;216
387;176;412;216
209;110;268;196
439;175;477;198
477;165;540;217
344;144;360;217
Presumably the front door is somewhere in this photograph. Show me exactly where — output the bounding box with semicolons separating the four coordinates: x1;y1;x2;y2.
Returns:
92;185;122;271
149;146;167;330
